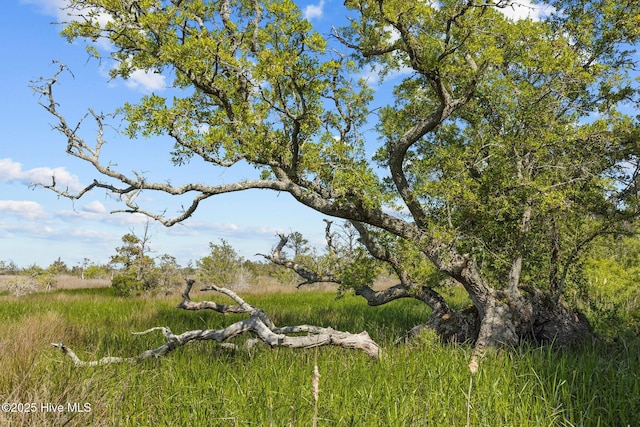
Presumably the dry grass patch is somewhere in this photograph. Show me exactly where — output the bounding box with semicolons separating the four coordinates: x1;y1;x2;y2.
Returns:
52;275;111;290
1;312;76;371
0;274;110;295
0;304;121;427
243;276;340;294
0;311;80;398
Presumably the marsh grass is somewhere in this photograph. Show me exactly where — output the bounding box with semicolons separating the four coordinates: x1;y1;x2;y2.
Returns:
1;286;638;426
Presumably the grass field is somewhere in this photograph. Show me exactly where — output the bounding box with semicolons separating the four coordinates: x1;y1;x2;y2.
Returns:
1;282;639;426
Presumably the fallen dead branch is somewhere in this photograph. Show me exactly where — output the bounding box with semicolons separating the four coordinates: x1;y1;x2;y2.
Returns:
52;280;379;365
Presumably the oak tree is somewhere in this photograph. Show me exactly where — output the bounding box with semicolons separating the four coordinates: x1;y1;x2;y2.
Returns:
35;0;640;360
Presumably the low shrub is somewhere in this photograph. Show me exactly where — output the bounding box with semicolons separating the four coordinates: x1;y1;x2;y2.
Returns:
111;273;144;297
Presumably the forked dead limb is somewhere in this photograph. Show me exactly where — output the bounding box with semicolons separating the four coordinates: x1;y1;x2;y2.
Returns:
52;280;379;365
256;231;341;288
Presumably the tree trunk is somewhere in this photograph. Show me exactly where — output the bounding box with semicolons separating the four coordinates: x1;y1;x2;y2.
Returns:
523;286;592;344
468;286;591;351
393;282;591;352
436;256;592;353
346;267;589;350
259;227;591;359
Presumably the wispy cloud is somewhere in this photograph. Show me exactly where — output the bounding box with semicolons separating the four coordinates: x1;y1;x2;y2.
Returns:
82;200;106;214
21;0;111;27
169;220;281;240
303;0;325;21
0;219;115;244
0;158;84;192
66;227;115;242
0;222;55;239
0;200;47;220
55;207;152;228
55;209;103;222
100;60;168;93
20;0;69;21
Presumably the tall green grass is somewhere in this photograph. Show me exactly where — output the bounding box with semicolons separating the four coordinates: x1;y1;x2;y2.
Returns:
1;288;638;426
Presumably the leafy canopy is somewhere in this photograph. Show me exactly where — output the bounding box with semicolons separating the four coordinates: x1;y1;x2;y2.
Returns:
44;0;640;295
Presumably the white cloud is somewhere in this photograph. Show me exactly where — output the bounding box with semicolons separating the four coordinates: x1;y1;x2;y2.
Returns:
384;25;401;44
0;222;55;239
56;209;101;222
0;200;47;220
54;202;111;223
0;158;22;180
499;0;555;22
125;69;167;93
82;200;106;214
303;0;325;21
0;158;84;192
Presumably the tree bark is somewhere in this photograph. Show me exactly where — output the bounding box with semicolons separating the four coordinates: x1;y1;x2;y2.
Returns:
469;285;591;354
524;286;592;344
177;279;253;313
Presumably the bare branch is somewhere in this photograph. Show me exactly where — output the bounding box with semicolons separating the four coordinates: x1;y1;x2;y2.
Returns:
257;233;341;287
323;219;336;253
351;221;411;286
30;64;296;226
178;279;250;313
52;280;380;365
51;343;135;366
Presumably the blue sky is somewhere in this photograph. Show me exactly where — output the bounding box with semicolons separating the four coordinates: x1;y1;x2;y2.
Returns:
1;0;546;269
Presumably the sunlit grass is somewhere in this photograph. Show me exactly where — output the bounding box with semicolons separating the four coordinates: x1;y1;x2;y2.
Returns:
1;286;638;426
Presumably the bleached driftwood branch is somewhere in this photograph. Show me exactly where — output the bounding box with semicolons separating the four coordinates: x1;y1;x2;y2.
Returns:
52;281;379;365
177;279;253;313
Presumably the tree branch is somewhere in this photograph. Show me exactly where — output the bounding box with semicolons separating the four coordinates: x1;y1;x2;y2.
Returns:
257;233;341;288
178;279;251;313
52;281;380;365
